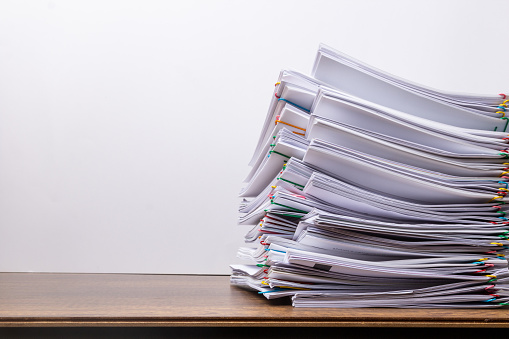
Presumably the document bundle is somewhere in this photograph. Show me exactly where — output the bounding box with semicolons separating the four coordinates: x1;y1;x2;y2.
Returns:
231;45;509;308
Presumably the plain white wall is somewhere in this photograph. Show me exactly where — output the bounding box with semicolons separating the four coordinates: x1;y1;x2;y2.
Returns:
0;0;508;274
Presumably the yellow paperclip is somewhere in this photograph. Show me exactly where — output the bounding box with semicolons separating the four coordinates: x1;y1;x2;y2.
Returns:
497;111;506;117
478;258;489;261
490;242;504;246
504;99;509;105
499;171;509;177
261;280;269;285
486;274;497;278
275;82;281;86
276;285;311;290
499;188;509;192
490;196;503;202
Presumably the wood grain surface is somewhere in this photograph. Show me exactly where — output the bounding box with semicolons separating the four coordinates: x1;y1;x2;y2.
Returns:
1;273;509;327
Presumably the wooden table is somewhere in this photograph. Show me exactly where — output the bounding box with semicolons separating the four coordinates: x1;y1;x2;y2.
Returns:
1;273;509;328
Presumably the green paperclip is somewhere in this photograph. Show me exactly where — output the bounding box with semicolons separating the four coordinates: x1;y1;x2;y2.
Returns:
269;150;291;159
270;201;308;213
277;177;305;188
502;117;509;132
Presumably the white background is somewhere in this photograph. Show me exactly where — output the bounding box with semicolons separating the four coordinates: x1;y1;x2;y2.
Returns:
0;0;508;274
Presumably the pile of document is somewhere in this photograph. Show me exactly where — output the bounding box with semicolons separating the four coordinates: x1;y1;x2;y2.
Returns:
230;45;509;308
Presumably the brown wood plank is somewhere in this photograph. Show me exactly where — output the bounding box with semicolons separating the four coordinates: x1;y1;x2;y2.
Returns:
1;273;509;327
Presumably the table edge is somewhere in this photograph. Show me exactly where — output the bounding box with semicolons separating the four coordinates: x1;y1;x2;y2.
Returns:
2;318;509;328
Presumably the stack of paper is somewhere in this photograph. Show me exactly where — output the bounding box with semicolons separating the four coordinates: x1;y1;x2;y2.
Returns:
231;45;509;308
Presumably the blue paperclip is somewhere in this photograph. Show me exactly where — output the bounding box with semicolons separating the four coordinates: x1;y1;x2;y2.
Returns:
258;288;286;294
277;98;311;113
265;248;286;253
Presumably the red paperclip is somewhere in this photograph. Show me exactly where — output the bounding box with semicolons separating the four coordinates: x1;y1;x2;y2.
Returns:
500;94;507;99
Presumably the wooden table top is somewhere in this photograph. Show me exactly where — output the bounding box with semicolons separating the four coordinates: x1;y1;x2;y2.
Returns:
1;273;509;327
